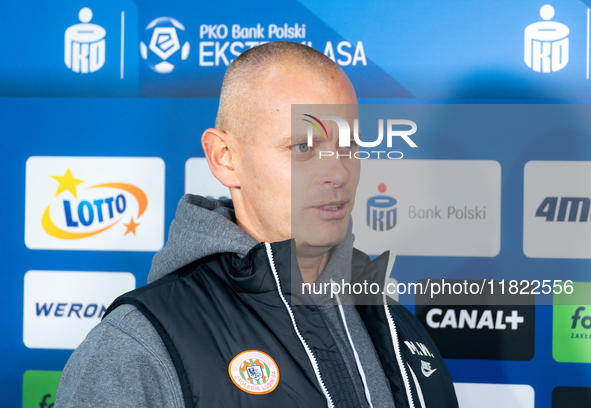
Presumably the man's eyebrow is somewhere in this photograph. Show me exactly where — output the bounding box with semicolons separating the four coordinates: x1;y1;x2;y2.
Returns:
289;128;360;145
289;133;306;144
290;133;324;144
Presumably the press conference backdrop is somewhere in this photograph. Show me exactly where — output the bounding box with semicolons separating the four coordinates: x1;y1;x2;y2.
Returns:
2;0;591;406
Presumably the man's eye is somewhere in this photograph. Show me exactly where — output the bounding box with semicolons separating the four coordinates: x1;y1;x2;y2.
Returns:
344;139;358;149
292;143;310;153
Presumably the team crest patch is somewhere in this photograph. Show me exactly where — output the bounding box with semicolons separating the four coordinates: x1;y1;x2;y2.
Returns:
228;350;280;394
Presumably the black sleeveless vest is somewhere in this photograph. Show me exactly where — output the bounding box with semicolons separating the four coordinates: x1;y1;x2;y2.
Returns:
104;241;458;408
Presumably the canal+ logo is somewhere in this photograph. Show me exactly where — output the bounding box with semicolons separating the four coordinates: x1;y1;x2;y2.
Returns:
25;157;165;251
42;168;145;239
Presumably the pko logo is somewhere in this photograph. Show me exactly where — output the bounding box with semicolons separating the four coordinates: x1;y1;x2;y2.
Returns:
302;114;417;159
140;17;190;73
65;8;106;73
535;197;589;222
524;5;569;73
367;183;396;231
25;157;165;251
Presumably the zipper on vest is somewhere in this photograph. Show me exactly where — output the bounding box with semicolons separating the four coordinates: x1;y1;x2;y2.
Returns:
264;243;335;408
332;279;375;408
406;362;427;408
383;251;416;408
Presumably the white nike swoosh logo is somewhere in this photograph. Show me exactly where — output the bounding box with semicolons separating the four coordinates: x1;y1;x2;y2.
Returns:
421;366;437;377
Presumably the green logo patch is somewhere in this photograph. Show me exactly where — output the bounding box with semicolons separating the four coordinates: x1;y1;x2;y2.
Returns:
553;282;591;363
22;370;62;408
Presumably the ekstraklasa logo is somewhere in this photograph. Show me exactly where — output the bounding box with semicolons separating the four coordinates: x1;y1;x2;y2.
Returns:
140;17;190;73
25;157;165;251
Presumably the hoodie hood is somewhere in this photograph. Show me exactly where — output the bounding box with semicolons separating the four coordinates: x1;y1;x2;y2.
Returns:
148;194;357;298
148;194;259;283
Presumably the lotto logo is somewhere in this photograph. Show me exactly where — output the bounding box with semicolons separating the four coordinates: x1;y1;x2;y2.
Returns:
25;157;165;251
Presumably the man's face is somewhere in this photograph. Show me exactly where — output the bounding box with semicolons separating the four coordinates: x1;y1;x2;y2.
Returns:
233;64;359;253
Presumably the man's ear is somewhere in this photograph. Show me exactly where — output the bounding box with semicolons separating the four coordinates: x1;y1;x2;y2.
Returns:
201;128;240;188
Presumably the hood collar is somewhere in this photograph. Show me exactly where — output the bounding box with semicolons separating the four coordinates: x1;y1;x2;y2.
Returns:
148;194;259;283
148;194;362;302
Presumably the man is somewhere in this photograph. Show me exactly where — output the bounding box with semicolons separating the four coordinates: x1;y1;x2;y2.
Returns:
56;41;458;408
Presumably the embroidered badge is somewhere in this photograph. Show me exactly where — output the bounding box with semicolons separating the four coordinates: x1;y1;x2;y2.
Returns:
228;350;280;394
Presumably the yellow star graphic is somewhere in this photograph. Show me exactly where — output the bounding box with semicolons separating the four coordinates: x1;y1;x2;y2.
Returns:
50;168;85;199
124;218;140;236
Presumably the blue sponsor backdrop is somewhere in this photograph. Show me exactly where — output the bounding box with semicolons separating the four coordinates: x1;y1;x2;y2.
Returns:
1;0;591;406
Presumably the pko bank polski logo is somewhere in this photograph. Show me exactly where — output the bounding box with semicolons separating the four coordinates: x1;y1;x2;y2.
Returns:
65;8;106;73
140;17;190;73
524;5;569;73
367;184;396;231
23;271;135;349
302;114;417;159
25;157;165;251
353;160;501;257
524;161;591;258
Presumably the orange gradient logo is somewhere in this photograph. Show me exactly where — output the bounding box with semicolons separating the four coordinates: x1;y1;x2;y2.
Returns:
41;168;148;240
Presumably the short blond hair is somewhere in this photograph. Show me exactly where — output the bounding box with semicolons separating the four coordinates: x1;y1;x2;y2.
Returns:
215;41;343;140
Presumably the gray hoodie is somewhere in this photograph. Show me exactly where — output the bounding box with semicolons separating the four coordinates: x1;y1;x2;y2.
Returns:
55;195;394;407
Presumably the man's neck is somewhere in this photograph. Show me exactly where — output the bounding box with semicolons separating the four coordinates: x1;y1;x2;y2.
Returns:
297;250;331;284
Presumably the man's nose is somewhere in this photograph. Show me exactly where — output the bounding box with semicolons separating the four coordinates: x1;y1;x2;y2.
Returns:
321;154;352;188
